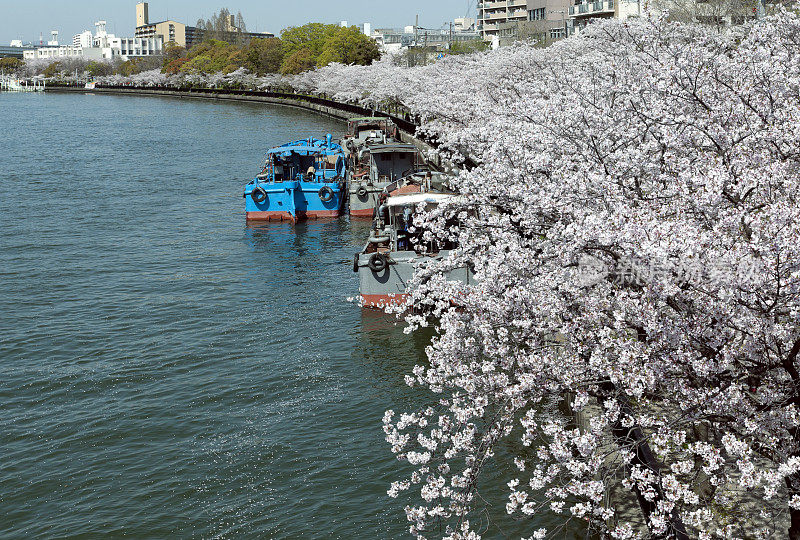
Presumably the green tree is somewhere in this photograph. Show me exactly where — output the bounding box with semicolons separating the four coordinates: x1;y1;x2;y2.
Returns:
245;37;284;75
316;26;381;67
162;42;186;66
117;56;162;76
42;61;62;78
350;34;382;65
86;61;113;77
280;23;338;60
449;39;490;55
279;47;316;75
179;39;244;74
0;57;23;72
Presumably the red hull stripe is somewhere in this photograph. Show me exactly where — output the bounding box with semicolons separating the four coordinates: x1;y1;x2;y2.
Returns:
349;208;374;217
299;210;340;219
246;210;340;222
246;211;296;222
361;294;409;308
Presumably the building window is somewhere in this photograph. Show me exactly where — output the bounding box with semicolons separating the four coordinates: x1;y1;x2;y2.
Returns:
550;28;566;39
529;8;546;20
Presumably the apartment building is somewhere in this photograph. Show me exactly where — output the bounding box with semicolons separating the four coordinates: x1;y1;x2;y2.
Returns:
568;0;641;32
73;31;93;48
477;0;531;39
135;16;187;48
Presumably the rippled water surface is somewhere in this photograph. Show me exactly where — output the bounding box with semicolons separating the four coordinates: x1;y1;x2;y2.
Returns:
0;92;569;539
0;92;423;538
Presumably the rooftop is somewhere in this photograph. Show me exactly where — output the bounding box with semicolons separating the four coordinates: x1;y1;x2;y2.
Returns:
368;143;418;154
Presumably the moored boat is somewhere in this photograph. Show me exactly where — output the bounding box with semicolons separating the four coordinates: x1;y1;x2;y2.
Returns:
348;142;425;218
244;135;346;223
354;174;473;308
341;117;399;159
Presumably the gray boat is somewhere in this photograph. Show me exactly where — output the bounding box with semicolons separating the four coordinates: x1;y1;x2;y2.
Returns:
341;117;399;159
353;176;473;308
348;143;424;218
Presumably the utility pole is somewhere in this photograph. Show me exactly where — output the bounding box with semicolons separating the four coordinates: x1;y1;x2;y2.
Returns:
449;22;453;49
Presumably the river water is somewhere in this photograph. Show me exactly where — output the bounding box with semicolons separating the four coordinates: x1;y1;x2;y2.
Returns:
0;92;570;539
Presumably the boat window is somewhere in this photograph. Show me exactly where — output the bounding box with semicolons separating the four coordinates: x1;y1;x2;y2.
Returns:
298;155;316;172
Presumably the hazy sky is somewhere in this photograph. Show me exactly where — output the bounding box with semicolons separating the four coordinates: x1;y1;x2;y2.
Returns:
2;0;477;44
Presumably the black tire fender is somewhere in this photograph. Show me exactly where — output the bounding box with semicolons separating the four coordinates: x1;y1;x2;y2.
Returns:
356;185;368;198
319;186;334;203
251;186;267;204
368;253;388;273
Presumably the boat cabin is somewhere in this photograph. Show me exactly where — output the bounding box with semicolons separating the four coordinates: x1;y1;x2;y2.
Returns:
384;193;453;252
261;137;345;183
368;143;423;185
344;117;398;145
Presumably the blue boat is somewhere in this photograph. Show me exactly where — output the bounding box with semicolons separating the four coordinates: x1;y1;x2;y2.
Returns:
244;135;347;222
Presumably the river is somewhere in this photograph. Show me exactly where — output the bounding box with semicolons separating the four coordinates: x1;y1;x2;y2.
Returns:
0;92;572;539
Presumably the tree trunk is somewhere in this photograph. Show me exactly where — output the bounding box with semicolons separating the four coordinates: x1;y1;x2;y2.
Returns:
601;383;689;540
790;507;800;539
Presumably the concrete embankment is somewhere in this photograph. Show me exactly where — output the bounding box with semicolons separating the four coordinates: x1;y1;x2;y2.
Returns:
45;85;441;167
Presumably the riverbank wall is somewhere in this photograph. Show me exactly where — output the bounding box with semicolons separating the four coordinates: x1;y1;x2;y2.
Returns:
45;85;443;168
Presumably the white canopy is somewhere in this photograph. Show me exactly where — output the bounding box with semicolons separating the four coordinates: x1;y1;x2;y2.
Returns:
386;193;453;207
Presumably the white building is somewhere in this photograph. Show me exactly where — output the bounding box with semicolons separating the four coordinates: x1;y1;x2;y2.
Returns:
24;46;104;61
370;24;481;55
73;30;93;48
117;37;162;58
454;17;476;31
25;20;162;62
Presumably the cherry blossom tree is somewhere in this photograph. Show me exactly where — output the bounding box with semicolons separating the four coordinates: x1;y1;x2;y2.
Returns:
375;11;800;540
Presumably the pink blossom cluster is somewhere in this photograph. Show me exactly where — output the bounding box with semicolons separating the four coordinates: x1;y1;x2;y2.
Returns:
364;12;800;540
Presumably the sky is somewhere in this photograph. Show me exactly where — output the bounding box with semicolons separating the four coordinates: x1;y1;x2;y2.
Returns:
2;0;477;44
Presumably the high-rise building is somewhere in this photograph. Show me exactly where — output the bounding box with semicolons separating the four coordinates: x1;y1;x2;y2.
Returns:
73;30;93;48
137;2;149;27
